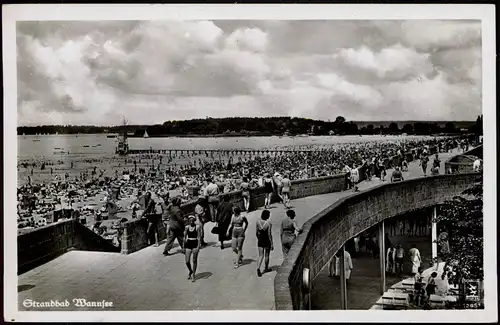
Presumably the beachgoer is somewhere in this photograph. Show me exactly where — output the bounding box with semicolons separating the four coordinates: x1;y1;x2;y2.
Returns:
226;207;248;268
141;192;159;247
281;172;291;209
163;197;185;256
386;244;396;274
420;153;429;176
391;166;404;182
203;178;220;222
240;177;251;212
194;196;208;247
335;249;354;282
184;215;201;282
280;209;302;256
408;244;422;276
263;173;274;209
395;244;405;277
256;210;273;277
216;196;233;249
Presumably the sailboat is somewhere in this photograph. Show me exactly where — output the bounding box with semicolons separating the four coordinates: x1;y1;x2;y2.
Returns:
143;130;149;138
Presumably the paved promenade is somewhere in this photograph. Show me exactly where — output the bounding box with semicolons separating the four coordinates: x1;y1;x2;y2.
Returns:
18;148;464;310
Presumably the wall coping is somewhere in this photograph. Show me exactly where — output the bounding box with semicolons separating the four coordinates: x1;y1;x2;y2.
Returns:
274;172;481;310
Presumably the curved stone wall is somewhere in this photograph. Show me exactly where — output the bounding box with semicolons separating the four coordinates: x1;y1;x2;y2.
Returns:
274;172;481;310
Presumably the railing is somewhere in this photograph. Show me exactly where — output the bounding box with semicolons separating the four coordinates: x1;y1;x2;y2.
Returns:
274;172;481;310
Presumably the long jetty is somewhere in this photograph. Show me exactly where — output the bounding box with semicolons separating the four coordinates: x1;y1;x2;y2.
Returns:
123;148;318;155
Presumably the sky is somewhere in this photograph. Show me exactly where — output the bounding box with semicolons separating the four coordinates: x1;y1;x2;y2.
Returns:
16;20;482;126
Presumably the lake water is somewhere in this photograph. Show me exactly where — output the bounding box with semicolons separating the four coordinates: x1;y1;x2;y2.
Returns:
18;134;433;160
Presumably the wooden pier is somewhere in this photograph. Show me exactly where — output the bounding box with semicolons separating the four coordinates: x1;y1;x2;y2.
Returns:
124;148;318;155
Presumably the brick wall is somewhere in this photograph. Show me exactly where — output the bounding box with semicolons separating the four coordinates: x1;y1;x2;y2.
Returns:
18;220;76;275
274;172;481;310
18;219;120;274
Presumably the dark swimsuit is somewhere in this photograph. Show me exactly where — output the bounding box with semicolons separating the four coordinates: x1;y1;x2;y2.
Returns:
185;225;199;250
257;221;271;249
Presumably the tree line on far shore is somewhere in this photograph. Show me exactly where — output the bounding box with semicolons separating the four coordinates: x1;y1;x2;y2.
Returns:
17;115;483;137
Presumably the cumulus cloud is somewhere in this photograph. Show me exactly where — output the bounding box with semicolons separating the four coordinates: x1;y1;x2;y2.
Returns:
16;20;482;125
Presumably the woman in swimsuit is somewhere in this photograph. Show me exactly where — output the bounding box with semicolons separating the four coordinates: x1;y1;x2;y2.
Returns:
256;210;273;277
280;209;302;256
263;173;274;209
184;215;201;282
240;177;251;212
226;207;249;268
281;172;291;209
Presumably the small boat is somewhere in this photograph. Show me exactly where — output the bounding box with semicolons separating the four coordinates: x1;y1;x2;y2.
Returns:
32;139;40;142
107;135;117;138
54;147;61;150
83;145;90;148
143;130;149;138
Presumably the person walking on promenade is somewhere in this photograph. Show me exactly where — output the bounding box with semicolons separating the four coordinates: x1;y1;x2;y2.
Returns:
204;178;220;222
273;172;284;204
240;177;251;212
263;173;274;209
256;210;274;277
420;153;429;176
280;209;302;256
281;172;291;209
350;164;360;191
408;243;422;276
226;207;248;268
378;159;386;181
194;196;208;247
216;196;233;249
433;153;441;170
163;197;185;256
343;164;352;189
184;215;201;282
391;166;404;183
142;192;159;247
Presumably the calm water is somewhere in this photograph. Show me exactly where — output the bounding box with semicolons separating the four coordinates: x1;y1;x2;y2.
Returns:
18;134;433;160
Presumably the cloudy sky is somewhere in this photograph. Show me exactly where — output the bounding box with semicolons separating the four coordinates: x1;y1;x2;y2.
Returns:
17;20;482;126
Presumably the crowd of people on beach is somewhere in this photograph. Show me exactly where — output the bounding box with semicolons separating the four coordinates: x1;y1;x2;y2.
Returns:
17;135;475;256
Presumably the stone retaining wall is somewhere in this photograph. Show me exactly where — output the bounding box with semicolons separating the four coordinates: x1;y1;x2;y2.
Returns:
18;219;119;274
274;172;481;310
